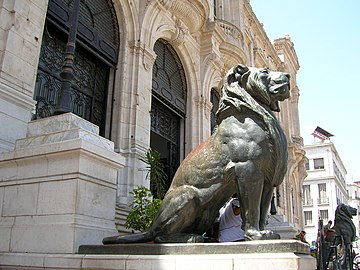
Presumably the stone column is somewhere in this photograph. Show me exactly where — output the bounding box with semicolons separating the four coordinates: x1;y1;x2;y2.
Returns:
0;113;124;254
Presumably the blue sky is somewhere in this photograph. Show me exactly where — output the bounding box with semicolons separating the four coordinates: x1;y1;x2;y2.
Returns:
251;0;360;182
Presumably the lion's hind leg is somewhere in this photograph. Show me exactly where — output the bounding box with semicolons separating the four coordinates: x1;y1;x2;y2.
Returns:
151;186;201;239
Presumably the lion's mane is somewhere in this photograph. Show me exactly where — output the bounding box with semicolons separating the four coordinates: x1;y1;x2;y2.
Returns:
216;65;288;186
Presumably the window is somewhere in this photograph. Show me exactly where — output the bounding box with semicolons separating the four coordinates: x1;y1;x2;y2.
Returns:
304;211;313;225
305;162;309;170
151;39;187;190
320;210;329;221
318;184;329;204
314;158;324;169
302;185;312;206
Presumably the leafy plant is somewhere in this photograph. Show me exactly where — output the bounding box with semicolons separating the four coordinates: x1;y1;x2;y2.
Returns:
125;186;162;232
139;149;167;199
125;149;167;232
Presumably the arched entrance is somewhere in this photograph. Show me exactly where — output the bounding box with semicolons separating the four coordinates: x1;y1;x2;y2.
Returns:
33;0;119;136
151;39;187;190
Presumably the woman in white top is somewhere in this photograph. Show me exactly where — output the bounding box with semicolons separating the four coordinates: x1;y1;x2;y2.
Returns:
218;198;245;242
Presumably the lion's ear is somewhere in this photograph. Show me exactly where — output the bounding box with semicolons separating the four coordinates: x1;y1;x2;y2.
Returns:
227;64;249;85
235;64;249;76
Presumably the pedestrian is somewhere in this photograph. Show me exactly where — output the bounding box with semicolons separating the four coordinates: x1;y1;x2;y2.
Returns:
218;198;245;242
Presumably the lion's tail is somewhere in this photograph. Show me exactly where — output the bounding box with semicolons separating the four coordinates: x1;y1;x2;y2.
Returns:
102;230;155;244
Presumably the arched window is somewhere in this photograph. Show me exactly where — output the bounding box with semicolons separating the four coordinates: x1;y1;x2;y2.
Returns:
33;0;119;136
152;39;187;117
150;39;187;190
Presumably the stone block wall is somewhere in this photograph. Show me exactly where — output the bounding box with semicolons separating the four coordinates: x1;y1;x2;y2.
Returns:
0;1;47;153
0;113;125;254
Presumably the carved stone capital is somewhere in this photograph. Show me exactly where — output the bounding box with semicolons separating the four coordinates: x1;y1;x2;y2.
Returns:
129;41;156;70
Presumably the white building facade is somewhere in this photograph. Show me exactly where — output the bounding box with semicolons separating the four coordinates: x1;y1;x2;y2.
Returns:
303;139;349;244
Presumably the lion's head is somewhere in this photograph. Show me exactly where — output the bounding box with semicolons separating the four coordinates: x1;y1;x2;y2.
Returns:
225;64;290;112
334;203;357;243
335;203;357;219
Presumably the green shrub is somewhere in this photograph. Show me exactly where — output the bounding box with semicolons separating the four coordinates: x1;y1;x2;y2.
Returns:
125;149;167;232
139;149;167;199
125;186;162;232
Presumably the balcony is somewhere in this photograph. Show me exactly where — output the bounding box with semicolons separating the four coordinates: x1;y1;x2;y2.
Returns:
302;199;313;207
318;197;329;205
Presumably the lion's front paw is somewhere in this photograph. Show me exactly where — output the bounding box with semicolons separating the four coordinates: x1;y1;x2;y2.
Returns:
259;230;281;240
244;228;262;241
245;229;280;241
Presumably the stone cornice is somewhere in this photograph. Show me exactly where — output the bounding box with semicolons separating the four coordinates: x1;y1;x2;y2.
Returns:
0;80;36;110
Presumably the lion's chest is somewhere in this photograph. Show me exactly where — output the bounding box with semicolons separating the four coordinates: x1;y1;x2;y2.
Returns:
216;116;272;163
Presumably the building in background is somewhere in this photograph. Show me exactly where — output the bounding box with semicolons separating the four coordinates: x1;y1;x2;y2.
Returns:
302;127;349;244
0;1;307;267
347;180;360;251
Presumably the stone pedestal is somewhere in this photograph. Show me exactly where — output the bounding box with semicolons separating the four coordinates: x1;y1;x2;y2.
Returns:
266;214;298;239
0;240;316;270
0;113;124;254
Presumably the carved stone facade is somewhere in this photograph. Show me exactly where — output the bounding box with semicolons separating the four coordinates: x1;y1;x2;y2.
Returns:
0;0;306;258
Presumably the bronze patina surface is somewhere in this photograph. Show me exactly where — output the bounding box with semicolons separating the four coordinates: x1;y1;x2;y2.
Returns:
103;64;290;244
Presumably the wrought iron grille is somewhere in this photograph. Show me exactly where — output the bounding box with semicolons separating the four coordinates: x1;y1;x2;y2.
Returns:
33;22;109;134
150;98;180;186
150;39;187;185
150;99;180;145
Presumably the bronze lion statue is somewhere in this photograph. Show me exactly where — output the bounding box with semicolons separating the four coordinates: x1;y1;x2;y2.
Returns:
103;64;290;244
334;203;357;244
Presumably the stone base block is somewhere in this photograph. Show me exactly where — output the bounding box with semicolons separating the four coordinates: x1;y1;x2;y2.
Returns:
266;214;298;239
0;113;124;254
0;240;316;270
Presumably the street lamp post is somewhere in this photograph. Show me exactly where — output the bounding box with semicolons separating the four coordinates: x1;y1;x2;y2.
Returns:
54;0;81;115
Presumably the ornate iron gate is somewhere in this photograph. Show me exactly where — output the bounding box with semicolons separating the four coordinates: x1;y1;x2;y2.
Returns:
33;0;119;136
151;39;187;187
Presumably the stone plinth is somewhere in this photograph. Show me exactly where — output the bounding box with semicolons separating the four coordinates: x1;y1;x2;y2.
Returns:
0;113;124;254
0;240;316;270
266;214;298;239
78;239;309;255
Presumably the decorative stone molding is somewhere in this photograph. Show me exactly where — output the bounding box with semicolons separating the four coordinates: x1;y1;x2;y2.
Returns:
203;52;223;70
0;81;36;112
215;19;245;51
129;41;156;71
157;0;209;33
170;17;188;46
194;95;206;108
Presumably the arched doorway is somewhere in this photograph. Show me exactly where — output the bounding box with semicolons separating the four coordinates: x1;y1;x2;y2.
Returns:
33;0;119;136
151;39;187;190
